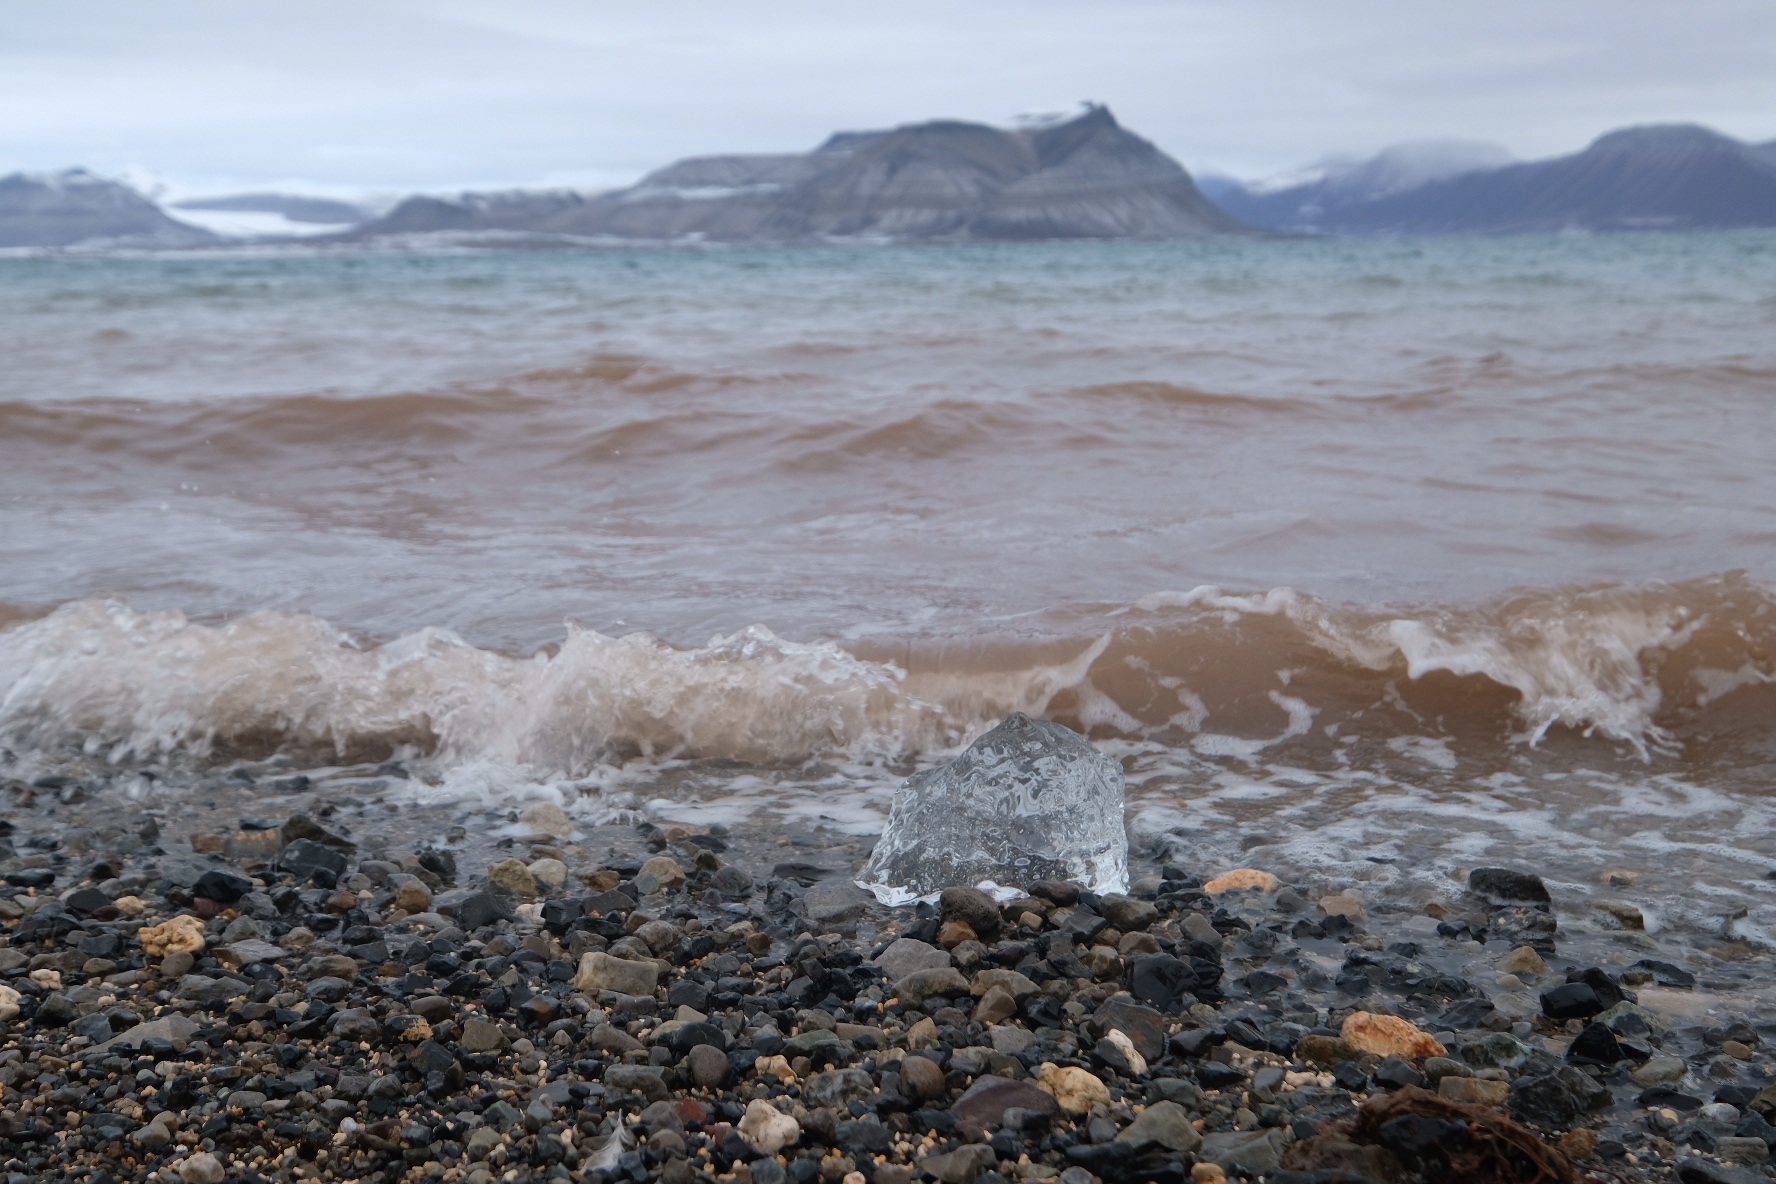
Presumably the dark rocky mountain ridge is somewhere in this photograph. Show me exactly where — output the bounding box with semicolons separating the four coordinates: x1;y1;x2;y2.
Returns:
1213;123;1776;235
0;169;217;248
354;105;1253;243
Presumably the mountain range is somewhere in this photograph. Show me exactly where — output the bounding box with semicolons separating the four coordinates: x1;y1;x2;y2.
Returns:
356;104;1248;242
1207;124;1776;234
0;169;216;248
4;111;1776;249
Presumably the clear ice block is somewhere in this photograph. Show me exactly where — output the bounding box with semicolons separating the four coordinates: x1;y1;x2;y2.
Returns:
856;712;1128;905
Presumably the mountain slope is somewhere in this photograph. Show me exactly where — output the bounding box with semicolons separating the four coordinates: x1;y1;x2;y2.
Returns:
357;105;1253;243
1212;125;1776;235
0;169;217;248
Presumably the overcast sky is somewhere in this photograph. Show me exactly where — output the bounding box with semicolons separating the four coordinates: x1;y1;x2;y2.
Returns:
5;0;1776;197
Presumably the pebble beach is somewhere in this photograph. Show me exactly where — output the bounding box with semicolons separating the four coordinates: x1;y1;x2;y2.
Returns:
5;760;1776;1184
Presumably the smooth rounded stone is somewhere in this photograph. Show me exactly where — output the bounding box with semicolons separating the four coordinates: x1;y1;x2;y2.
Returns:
1319;892;1367;923
1557;1128;1600;1160
1463;1031;1530;1068
487;858;539;897
220;914;260;942
391;876;432;914
410;995;455;1023
971;968;1039;1001
857;713;1127;903
738;1097;800;1154
177;1151;226;1184
528;859;568;892
1700;1102;1742;1128
224;938;285;966
894;966;970;1008
1203;869;1278;895
1038;1062;1111;1113
1498;945;1549;975
588;1023;644;1054
640;856;686;890
918;1144;996;1184
0;982;19;1022
1422;1056;1471;1084
937;920;978;948
1718;1137;1772;1165
1098;893;1158;932
802;1068;876;1109
1340;1012;1446;1059
634;919;681;955
519;801;574;839
1631;1056;1689;1086
899;1055;948;1102
329;1008;380;1042
461;1018;509;1053
1199;1128;1289;1172
1440;1077;1510;1105
953;1075;1062;1126
606;1065;670;1102
940;887;1002;939
306;976;351;1002
1180;912;1223;945
573;950;660;995
1115;1099;1201;1152
973;984;1018;1025
688;1044;729;1090
989;1025;1036;1055
803;877;876;925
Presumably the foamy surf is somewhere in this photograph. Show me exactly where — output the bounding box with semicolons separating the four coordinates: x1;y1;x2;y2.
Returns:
3;573;1772;791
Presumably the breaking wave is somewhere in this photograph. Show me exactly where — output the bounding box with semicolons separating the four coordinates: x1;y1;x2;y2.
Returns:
3;573;1772;778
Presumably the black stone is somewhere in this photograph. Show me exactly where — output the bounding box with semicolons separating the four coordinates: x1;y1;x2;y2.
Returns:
1377;1113;1470;1169
1540;983;1603;1020
1467;867;1551;908
64;887;112;916
1631;958;1697;989
1567;1023;1624;1065
667;980;709;1011
583;889;636;916
1510;1074;1578;1129
279;838;348;880
1489;906;1559;952
665;1022;728;1056
1197;1062;1245;1090
1129;954;1194;1012
417;847;457;880
1639;1086;1703;1112
454;893;510;931
1374;1056;1425;1090
1569;967;1626;1010
1332;1062;1369;1093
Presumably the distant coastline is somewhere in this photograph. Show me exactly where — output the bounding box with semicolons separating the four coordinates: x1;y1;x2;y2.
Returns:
4;110;1776;251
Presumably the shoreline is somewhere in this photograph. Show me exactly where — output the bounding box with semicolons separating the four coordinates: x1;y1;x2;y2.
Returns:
4;758;1776;1183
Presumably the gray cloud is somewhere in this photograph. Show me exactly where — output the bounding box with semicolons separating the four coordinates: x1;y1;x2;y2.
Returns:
2;0;1773;195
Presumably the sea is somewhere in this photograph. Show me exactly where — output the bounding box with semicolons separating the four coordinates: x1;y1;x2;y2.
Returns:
4;232;1776;960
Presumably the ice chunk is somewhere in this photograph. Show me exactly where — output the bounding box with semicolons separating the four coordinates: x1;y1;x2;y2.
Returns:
856;713;1127;905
